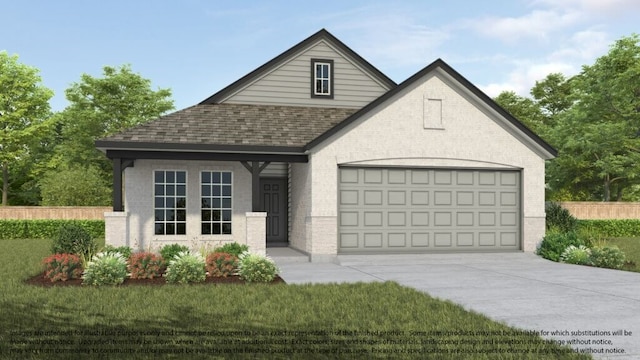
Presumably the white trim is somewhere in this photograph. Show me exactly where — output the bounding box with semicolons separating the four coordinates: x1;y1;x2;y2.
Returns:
313;61;331;96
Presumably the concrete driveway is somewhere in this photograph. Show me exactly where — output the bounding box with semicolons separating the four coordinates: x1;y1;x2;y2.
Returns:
272;251;640;359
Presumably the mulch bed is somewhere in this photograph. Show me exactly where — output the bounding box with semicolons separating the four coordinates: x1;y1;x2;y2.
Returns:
25;273;285;287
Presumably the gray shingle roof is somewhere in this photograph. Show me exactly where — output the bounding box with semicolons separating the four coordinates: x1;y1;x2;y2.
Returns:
98;103;357;149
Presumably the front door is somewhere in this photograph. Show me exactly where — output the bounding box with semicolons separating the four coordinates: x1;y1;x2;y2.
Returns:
259;178;288;246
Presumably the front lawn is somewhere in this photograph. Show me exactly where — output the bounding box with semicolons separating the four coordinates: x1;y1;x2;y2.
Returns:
605;237;640;272
0;239;589;359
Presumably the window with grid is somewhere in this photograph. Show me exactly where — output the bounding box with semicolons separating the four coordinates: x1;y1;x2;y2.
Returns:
311;59;333;98
154;170;186;235
201;171;232;235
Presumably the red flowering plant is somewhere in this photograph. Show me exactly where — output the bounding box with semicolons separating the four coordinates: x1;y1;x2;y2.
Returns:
42;253;83;282
127;252;165;279
205;252;238;277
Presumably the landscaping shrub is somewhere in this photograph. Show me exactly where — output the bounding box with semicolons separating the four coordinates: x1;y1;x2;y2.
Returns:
160;243;190;262
102;245;132;259
559;245;591;265
165;251;206;284
128;252;165;279
577;219;640;238
215;242;249;257
42;253;83;282
51;223;97;259
0;219;104;240
546;202;577;233
205;252;238;277
589;246;626;269
237;252;279;283
537;231;584;262
82;252;128;286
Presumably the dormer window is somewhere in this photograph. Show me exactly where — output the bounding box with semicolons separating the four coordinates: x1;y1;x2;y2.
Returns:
311;59;334;98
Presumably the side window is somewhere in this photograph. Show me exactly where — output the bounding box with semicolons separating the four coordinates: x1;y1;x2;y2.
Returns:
201;171;232;235
154;170;187;235
311;59;334;98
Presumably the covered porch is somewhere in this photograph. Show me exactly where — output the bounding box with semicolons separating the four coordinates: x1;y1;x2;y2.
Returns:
101;148;308;255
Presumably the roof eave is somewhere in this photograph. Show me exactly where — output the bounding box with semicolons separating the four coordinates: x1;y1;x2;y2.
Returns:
95;140;306;155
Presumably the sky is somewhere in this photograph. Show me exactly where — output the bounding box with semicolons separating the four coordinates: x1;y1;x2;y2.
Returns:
1;0;639;112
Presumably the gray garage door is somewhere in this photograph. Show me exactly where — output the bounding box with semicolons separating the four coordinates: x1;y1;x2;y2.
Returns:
338;168;521;253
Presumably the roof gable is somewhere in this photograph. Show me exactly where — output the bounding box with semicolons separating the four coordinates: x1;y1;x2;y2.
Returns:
200;29;396;107
305;58;557;159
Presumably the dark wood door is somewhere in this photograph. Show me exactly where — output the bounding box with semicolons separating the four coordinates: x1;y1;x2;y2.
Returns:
260;178;288;245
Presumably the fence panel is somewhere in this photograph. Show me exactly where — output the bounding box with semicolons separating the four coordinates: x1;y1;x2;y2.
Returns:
558;202;640;219
0;207;111;220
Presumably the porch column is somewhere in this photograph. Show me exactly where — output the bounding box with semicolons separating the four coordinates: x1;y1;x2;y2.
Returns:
104;211;129;247
112;158;123;212
241;161;271;211
245;212;267;255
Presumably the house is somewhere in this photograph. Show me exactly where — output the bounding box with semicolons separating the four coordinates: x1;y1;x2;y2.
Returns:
95;29;556;262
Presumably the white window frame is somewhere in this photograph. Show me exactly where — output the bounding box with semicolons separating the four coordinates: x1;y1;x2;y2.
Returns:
153;170;187;236
200;170;233;235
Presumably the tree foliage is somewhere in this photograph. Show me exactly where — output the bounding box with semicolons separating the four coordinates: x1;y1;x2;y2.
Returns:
547;34;640;201
0;51;54;205
41;65;174;205
49;64;174;176
39;165;112;206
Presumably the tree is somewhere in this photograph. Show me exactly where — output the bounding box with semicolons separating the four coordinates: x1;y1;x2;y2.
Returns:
547;34;640;201
44;65;174;204
40;165;112;206
494;91;548;138
0;51;54;205
530;73;575;120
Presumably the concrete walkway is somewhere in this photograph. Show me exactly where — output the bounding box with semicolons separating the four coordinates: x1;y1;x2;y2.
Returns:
269;249;640;359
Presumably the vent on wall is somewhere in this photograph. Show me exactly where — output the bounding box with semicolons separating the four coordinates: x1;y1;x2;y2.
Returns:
424;95;444;129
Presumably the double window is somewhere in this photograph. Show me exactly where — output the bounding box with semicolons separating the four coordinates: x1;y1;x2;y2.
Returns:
153;170;233;236
311;59;333;98
201;171;233;235
154;171;187;235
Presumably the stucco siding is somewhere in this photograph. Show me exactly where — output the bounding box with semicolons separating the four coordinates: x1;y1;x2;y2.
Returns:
224;41;390;108
307;71;547;255
123;160;252;251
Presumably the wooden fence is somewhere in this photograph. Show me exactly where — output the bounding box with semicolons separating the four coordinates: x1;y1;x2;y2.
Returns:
558;202;640;219
0;206;111;220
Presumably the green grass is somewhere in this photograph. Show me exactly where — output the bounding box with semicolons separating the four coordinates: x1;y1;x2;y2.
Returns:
0;239;590;360
605;237;640;272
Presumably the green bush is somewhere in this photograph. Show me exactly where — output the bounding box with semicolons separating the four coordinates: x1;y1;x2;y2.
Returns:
102;245;132;259
577;219;640;238
559;245;591;265
128;252;165;279
237;252;279;283
40;164;111;206
589;246;626;269
537;231;584;262
205;252;238;277
82;252;128;286
546;202;577;232
165;251;206;284
42;253;83;282
215;242;249;257
0;219;104;240
51;224;97;259
160;243;190;262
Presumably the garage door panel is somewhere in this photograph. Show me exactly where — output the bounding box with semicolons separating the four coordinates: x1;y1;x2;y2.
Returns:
388;233;406;247
339;168;520;253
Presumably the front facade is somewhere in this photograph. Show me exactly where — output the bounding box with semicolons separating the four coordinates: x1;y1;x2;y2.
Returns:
96;29;556;261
